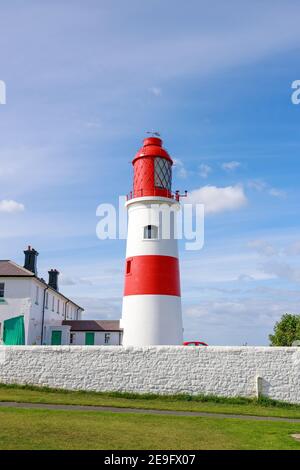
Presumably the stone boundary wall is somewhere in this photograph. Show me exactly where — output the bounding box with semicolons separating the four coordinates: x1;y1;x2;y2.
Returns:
0;346;299;403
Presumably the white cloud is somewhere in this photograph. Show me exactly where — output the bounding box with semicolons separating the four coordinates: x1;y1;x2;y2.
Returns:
0;199;24;213
84;120;102;129
238;274;255;282
221;161;241;171
199;163;212;178
184;293;300;345
186;185;247;215
60;275;94;286
261;260;300;284
248;179;268;192
247;179;285;198
0;145;85;198
73;296;121;320
173;159;188;178
149;87;162;96
247;239;277;257
285;241;300;256
268;188;286;198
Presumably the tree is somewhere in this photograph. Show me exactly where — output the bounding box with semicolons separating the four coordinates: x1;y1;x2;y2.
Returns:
269;313;300;346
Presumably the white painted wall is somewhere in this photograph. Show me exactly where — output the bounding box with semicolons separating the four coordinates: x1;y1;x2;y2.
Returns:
0;277;83;345
70;331;122;345
0;346;299;404
0;278;32;343
44;325;71;346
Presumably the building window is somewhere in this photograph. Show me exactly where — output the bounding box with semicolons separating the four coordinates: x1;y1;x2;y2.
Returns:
45;292;49;309
52;295;55;312
144;225;158;240
70;333;76;345
65;304;68;319
35;286;39;305
105;333;111;344
154;157;172;190
0;283;5;298
57;299;60;314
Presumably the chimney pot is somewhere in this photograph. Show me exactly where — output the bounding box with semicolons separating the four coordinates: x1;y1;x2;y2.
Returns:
48;269;60;291
24;246;39;275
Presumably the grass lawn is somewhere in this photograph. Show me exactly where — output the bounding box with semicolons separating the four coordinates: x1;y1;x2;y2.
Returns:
1;383;300;419
0;406;300;450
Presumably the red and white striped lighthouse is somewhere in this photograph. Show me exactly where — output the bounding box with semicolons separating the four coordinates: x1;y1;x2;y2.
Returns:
121;135;183;346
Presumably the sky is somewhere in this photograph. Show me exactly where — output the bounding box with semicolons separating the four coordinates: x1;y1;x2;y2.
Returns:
0;0;300;345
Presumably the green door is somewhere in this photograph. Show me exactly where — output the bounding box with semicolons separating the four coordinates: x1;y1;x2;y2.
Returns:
51;330;62;345
85;332;95;345
3;316;25;345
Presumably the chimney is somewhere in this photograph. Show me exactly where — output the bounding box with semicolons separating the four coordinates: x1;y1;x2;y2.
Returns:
24;246;39;275
48;269;59;291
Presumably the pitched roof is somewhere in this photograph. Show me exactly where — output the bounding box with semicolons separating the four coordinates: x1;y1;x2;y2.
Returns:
63;320;122;332
0;260;84;311
0;260;34;277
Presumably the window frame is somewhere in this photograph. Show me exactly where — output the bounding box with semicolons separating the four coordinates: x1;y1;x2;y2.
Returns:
45;292;49;309
35;286;39;305
154;157;172;191
0;282;5;298
70;332;76;345
143;224;159;240
126;258;132;275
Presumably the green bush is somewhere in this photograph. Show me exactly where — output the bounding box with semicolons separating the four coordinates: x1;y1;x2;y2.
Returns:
269;313;300;346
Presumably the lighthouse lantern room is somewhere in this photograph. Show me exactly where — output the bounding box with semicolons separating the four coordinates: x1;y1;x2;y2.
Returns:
121;136;183;346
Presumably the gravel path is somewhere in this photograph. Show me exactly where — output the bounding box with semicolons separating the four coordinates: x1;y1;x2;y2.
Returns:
0;401;300;422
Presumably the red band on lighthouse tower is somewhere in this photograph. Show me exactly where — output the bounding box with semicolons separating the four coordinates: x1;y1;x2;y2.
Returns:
124;255;181;296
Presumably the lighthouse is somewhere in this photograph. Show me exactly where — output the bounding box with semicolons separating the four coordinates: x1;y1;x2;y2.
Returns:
121;135;183;346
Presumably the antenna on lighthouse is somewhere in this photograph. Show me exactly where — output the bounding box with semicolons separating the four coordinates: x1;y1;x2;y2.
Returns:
146;130;161;137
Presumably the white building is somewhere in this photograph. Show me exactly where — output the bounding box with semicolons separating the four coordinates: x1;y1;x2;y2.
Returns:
0;246;123;346
63;320;123;346
0;246;84;345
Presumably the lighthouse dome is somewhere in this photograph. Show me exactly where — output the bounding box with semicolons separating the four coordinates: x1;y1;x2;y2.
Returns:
132;136;173;199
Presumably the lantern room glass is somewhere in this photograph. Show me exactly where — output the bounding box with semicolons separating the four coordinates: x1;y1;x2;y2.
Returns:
154;158;172;190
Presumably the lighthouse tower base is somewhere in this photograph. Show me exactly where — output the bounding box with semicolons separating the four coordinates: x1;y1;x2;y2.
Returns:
122;295;183;346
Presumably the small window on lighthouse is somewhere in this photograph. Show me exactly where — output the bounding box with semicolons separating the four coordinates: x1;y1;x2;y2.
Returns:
155;158;172;190
126;259;132;274
144;225;158;240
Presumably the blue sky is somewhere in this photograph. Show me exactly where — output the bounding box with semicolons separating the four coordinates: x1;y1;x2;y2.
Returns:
1;0;300;345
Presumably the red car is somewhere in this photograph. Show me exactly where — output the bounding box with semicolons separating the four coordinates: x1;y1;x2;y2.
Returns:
183;341;208;346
